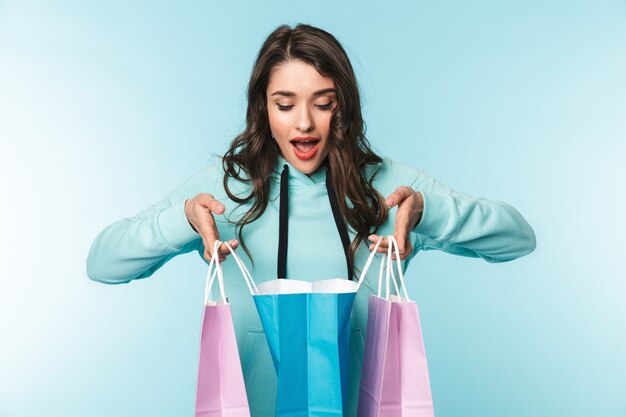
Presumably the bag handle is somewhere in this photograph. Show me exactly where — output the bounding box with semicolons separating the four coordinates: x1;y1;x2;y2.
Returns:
204;240;227;305
378;237;400;299
384;235;410;301
221;234;387;296
204;240;261;303
354;236;384;292
222;241;260;296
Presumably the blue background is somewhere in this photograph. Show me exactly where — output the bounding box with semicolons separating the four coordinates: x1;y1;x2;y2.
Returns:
1;1;625;416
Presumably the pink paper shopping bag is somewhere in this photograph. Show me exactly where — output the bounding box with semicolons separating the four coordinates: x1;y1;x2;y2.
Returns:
357;235;435;417
195;241;250;417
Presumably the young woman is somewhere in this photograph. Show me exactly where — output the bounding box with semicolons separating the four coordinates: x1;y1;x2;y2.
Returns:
87;23;536;417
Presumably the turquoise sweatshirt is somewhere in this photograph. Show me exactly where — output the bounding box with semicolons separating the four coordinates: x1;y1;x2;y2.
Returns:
86;154;536;416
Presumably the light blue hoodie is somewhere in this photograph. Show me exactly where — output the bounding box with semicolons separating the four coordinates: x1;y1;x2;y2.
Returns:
86;154;536;416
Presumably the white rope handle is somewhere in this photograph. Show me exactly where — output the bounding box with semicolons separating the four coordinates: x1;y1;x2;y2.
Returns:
377;252;385;297
385;242;391;300
388;235;410;301
222;241;259;296
383;238;401;299
385;235;400;300
361;235;401;299
203;252;218;305
385;238;400;300
204;240;227;305
355;236;384;292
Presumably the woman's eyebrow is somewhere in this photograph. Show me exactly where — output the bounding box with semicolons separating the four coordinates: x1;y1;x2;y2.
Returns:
271;88;337;97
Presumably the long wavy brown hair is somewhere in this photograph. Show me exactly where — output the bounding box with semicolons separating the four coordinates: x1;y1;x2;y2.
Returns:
221;23;388;279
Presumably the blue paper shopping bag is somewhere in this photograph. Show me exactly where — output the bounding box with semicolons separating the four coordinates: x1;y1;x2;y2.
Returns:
224;242;383;417
254;287;355;416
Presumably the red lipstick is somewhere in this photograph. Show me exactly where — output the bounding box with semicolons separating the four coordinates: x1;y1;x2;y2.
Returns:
290;136;320;161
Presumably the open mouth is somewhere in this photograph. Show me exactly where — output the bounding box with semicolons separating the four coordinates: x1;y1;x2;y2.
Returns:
290;139;320;153
290;139;320;160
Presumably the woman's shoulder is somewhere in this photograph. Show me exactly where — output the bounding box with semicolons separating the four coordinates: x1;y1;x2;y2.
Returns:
168;154;241;202
176;154;224;197
206;155;256;200
363;155;423;188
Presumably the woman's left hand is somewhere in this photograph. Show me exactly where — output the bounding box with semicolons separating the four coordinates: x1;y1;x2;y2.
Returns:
368;186;424;260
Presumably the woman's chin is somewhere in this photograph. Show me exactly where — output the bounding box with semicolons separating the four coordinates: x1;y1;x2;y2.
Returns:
285;146;327;174
291;159;321;175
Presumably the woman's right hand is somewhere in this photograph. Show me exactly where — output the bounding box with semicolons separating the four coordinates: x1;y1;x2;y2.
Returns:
185;193;239;262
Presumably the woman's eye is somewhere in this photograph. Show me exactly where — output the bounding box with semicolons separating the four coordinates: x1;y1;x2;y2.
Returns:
276;102;334;111
316;102;334;110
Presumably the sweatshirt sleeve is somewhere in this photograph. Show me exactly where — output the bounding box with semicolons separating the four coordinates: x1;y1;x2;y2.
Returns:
86;160;221;284
406;166;536;263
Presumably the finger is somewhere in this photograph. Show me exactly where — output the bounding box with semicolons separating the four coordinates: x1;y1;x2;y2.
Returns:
217;239;239;256
210;240;226;263
204;247;219;263
205;242;229;263
391;240;412;260
194;204;221;251
213;241;239;263
385;186;414;208
393;202;412;254
202;236;215;262
198;193;225;215
203;239;239;263
201;234;219;261
368;234;389;253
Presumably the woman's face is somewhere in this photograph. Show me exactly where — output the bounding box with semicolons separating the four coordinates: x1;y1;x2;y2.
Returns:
266;60;337;175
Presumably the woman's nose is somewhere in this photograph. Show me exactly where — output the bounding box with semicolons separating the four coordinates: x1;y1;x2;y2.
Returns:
296;106;314;132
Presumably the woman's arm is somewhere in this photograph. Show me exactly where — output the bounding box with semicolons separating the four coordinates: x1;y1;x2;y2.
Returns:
370;158;537;263
409;168;536;263
86;162;220;284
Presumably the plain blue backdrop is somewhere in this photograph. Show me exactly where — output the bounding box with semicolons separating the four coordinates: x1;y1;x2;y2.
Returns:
1;1;625;416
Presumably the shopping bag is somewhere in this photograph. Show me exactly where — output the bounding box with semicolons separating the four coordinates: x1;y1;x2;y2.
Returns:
357;235;435;417
223;237;384;417
194;240;251;417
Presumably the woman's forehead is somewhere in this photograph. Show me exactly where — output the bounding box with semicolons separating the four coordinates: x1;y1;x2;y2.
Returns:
268;60;335;96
